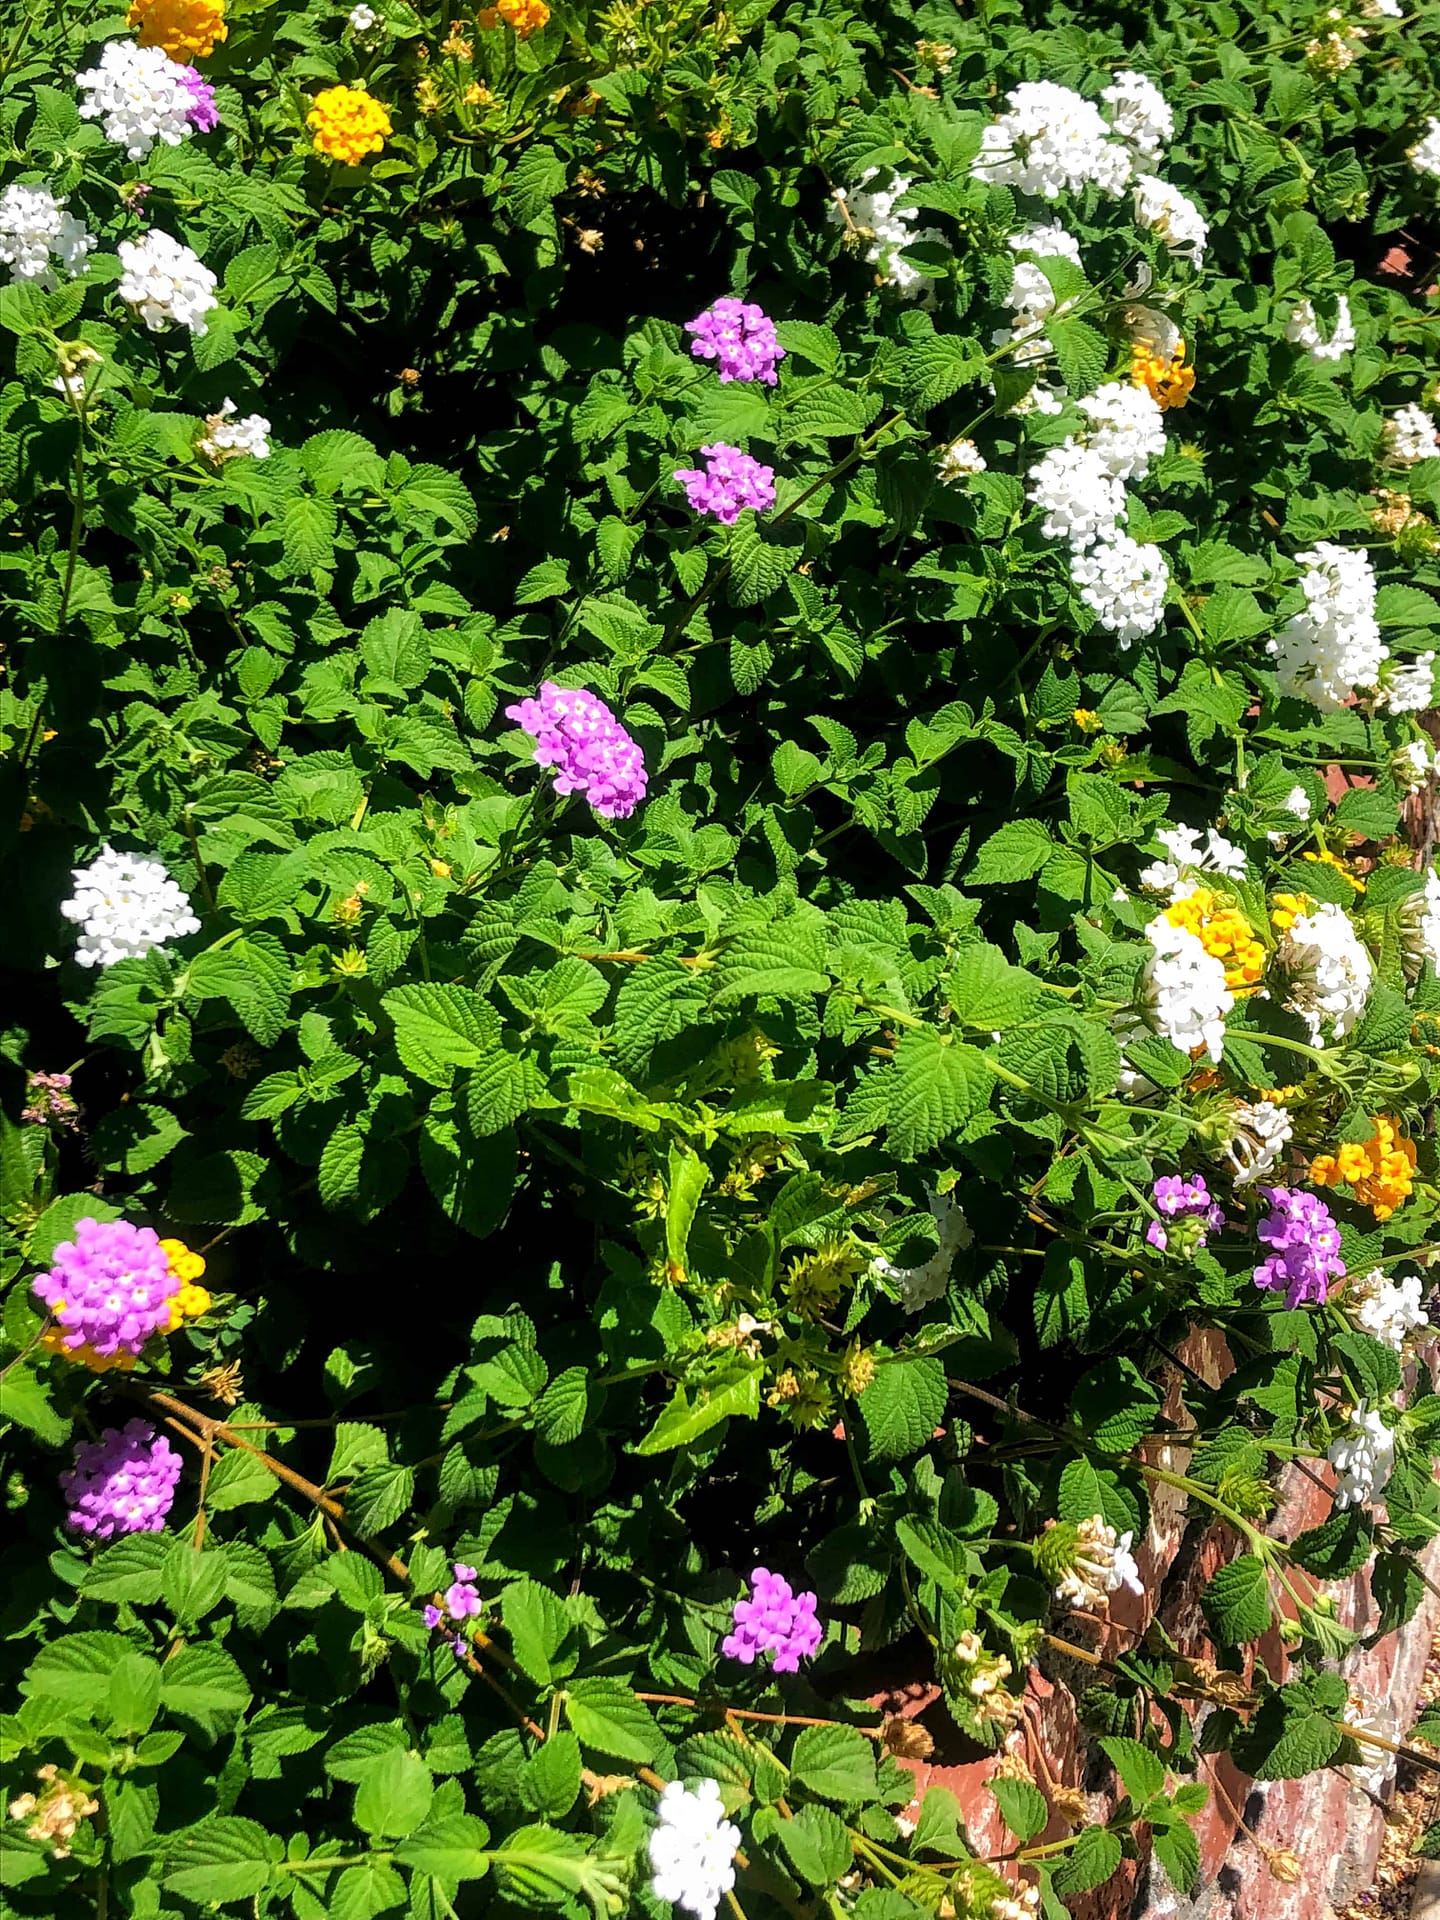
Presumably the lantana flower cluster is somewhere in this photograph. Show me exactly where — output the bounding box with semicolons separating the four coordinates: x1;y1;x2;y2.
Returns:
62;1420;183;1537
1310;1115;1416;1220
61;844;202;965
506;682;649;821
76;41;216;159
1146;1173;1223;1255
0;184;93;288
1252;1187;1346;1309
721;1567;822;1672
1269;541;1385;711
33;1217;210;1368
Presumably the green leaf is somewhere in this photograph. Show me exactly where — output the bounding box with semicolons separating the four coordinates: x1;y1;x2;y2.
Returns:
345;1461;415;1536
159;1644;252;1736
24;1631;133;1710
886;1032;990;1156
384;984;498;1086
282;493;338;573
858;1357;947;1462
396;1811;493;1879
563;1678;661;1762
989;1776;1047;1842
502;1579;571;1686
354;1748;434;1838
1201;1555;1273;1646
775;1803;852;1887
1051;1825;1122;1895
1099;1735;1165;1802
184;934;292;1045
634;1363;762;1454
665;1141;708;1273
518;1733;582;1819
164;1818;276;1904
968;820;1055;885
790;1725;877;1804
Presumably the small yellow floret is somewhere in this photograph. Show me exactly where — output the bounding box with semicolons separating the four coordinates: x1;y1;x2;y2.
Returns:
478;0;550;33
1310;1115;1416;1221
128;0;227;59
1072;708;1102;732
1269;892;1311;935
1302;847;1366;894
308;85;392;165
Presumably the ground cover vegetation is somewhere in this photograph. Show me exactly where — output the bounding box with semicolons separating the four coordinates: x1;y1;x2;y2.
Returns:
6;0;1440;1914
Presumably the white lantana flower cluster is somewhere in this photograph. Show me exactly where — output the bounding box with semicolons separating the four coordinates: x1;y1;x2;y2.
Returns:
1139;823;1247;894
1026;381;1171;645
75;41;196;161
1347;1268;1428;1352
648;1780;741;1920
993;221;1082;373
0;183;94;288
1276;901;1373;1042
117;230;218;336
874;1190;973;1313
1285;294;1355;362
348;1;379;27
1132;174;1209;267
827;171;943;302
1402;869;1440;978
936;436;986;483
1410;115;1440;179
60;846;201;968
1394;739;1440;792
972;81;1134;199
1327;1404;1395;1510
1223;1099;1294;1188
1382;403;1440;466
1100;70;1173;164
1377;650;1435;713
197;399;273;464
1141;915;1233;1062
1269;541;1385;711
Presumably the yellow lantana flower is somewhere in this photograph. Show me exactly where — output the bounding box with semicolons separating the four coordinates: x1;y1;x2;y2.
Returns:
478;0;550;35
128;0;227;61
1131;340;1195;411
1310;1116;1416;1222
308;85;392;165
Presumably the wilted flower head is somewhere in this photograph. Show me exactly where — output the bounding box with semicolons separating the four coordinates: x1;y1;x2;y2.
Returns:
8;1767;99;1860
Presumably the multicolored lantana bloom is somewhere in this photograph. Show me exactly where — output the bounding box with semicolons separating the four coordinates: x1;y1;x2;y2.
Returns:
33;1217;211;1370
1145;1173;1224;1255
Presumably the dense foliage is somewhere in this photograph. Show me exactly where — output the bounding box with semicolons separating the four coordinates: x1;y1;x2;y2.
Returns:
6;0;1440;1914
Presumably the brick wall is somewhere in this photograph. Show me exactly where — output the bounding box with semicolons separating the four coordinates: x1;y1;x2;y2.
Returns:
877;1328;1440;1920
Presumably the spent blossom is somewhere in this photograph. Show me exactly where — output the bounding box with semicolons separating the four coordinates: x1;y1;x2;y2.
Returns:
1101;70;1173;164
61;1420;182;1537
936;435;987;482
827;170;944;301
1132;174;1209;266
1269;541;1384;711
506;682;648;821
0;183;93;288
8;1768;99;1861
722;1567;821;1672
685;298;783;385
972;81;1133;200
61;844;201;967
1253;1187;1346;1309
117;230;218;336
1146;1173;1223;1254
76;41;196;160
1383;403;1440;467
674;443;776;524
1285;294;1355;361
648;1779;741;1920
1328;1404;1395;1510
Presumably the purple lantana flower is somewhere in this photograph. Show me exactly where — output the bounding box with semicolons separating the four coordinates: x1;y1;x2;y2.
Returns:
506;682;648;821
176;66;219;133
674;443;777;524
33;1217;180;1360
685;298;784;385
1253;1186;1346;1308
61;1421;182;1538
722;1567;822;1673
1145;1173;1224;1253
